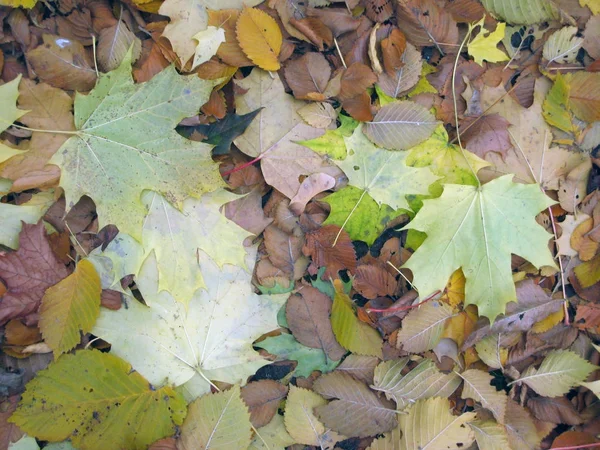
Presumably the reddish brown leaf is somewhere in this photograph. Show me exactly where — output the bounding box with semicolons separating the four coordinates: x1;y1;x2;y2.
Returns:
0;396;23;448
342;91;374;122
353;265;398;299
461;113;513;159
284;52;332;100
241;380;288;428
264;225;307;280
5;319;42;346
27;34;97;92
303;225;357;278
224;188;273;236
446;0;489;23
364;0;394;23
0;222;70;325
286;285;346;361
396;0;459;51
100;289;122;311
381;29;407;74
133;40;170;83
201;89;227;119
338;63;377;101
289;17;333;51
575;304;600;330
551;431;600;449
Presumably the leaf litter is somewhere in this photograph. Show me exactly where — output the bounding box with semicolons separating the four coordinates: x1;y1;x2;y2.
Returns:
0;0;599;449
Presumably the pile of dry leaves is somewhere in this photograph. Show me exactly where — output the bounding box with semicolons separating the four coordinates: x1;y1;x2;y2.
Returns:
0;0;600;449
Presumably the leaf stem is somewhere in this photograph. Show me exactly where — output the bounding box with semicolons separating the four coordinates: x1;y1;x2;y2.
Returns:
366;289;440;314
1;120;78;136
222;154;265;177
451;23;481;188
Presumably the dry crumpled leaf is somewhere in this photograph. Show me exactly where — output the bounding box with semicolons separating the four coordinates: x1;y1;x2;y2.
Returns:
0;222;70;326
285;285;346;361
303;224;357;278
27;34;97;91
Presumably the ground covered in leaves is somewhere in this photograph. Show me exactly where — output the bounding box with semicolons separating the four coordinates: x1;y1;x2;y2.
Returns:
0;0;600;449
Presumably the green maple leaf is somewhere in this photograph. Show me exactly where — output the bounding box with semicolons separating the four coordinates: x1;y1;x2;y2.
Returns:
297;114;358;160
406;125;490;186
402;175;557;321
322;186;402;246
48;51;221;240
338;125;438;212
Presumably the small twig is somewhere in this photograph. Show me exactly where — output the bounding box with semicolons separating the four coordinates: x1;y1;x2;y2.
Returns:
334;37;347;69
366;289;441;314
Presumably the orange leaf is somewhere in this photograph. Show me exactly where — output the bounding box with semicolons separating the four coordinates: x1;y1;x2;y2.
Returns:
236;7;282;71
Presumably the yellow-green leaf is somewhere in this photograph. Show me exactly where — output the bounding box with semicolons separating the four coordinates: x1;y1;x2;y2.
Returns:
0;74;28;164
513;350;598;397
331;281;383;358
39;260;101;357
543;72;573;133
236;7;282;71
468;21;509;66
9;350;186;450
179;385;252;450
0;0;37;8
402;175;557;321
580;0;600;14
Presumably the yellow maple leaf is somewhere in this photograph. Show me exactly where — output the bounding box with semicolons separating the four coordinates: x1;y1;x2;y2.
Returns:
236;7;282;71
468;20;509;66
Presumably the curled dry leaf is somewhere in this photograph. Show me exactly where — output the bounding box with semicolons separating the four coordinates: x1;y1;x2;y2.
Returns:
303;224;357;278
377;42;422;99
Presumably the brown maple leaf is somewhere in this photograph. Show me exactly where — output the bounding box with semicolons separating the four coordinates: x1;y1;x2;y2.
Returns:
303;225;356;278
0;222;70;325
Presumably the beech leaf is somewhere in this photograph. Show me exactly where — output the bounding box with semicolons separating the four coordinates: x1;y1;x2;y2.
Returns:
236;7;283;71
363;101;439;151
178;385;252;450
396;398;475;450
402;176;557;321
543;26;583;66
513;350;598;397
469;421;511;450
459;369;507;423
284;385;344;448
191;26;226;70
480;0;560;25
241;380;288;428
39;259;101;357
9;350;186;450
313;371;397;437
396;302;456;353
372;358;461;409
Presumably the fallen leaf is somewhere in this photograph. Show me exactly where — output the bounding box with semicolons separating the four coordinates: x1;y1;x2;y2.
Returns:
241;380;288;428
527;396;583;425
236;7;282;71
338;63;377;101
469;421;511;450
0;222;70;325
179;385;252;450
48;51;220;240
468;21;509;66
396;0;459;50
330;282;382;357
0;75;27;165
459;369;507;423
480;0;560;24
38;259;101;357
336;354;380;384
92;249;286;399
289;173;336;215
303;225;357;278
460;114;513;160
297;102;337;129
314;371;396;437
284;52;331;100
543;26;583;66
377;43;422;99
97;21;142;72
0;191;54;249
396;301;456;353
402;176;557;321
285;285;346;361
568;72;600;123
9;350;186;450
284;385;344;448
363;101;439;150
26;34;97;91
207;9;254;67
372;358;461;409
191;25;225;70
